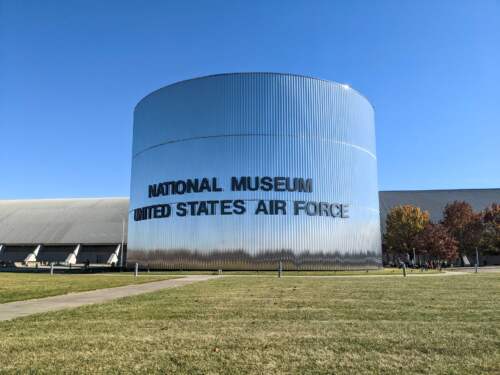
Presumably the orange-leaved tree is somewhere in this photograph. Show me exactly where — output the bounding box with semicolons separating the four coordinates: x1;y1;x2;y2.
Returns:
480;203;500;255
383;205;430;258
415;223;458;262
441;201;480;259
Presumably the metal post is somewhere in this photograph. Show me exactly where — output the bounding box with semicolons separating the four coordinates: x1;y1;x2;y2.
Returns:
278;261;283;278
134;262;138;277
50;263;54;276
402;263;407;277
412;248;416;267
120;217;125;269
475;248;479;273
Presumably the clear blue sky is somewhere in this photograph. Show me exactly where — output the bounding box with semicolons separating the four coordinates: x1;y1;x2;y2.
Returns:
1;0;499;199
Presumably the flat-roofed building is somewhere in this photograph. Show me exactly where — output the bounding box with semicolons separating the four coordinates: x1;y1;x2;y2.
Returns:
379;188;500;230
379;188;500;265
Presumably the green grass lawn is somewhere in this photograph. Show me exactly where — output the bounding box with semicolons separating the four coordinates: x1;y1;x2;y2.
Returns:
0;274;498;374
0;273;178;303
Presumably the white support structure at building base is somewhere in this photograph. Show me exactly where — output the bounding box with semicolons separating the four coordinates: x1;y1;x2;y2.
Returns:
462;255;471;266
107;244;121;265
65;244;81;265
25;244;42;263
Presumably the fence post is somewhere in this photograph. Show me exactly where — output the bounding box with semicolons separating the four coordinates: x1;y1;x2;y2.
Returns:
475;248;479;273
134;262;139;277
402;263;407;277
278;261;283;278
50;263;54;276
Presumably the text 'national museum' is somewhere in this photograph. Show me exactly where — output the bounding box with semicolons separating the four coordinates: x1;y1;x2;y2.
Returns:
1;73;498;270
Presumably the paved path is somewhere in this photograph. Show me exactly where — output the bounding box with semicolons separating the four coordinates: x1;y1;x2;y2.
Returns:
0;275;217;322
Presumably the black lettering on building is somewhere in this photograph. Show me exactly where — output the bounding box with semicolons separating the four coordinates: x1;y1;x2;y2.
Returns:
197;201;209;215
231;176;246;191
341;204;349;218
176;202;187;216
298;178;313;192
294;201;306;215
207;200;219;215
233;200;246;214
274;177;285;191
220;200;232;215
260;176;273;191
273;200;287;215
212;177;223;192
255;200;269;215
187;201;198;216
148;184;158;198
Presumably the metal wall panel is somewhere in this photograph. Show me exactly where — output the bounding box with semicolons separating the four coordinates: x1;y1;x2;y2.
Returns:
128;73;381;270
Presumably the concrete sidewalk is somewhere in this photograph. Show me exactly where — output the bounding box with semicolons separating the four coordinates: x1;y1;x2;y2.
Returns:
0;275;217;322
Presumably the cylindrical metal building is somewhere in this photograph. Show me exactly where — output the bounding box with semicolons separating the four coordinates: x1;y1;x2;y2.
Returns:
128;73;381;270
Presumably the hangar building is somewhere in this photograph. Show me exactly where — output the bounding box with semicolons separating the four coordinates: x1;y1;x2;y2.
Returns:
0;198;127;267
0;189;498;268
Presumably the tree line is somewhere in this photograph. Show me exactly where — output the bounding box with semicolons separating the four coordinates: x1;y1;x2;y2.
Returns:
383;201;500;266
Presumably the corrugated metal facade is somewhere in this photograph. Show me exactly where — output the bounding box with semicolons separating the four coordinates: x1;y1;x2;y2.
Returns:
128;73;382;270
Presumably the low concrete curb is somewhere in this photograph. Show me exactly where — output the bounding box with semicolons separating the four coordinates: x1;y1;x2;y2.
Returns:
0;275;218;322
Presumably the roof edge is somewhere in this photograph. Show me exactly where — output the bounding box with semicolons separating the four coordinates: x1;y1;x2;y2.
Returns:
134;72;374;113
